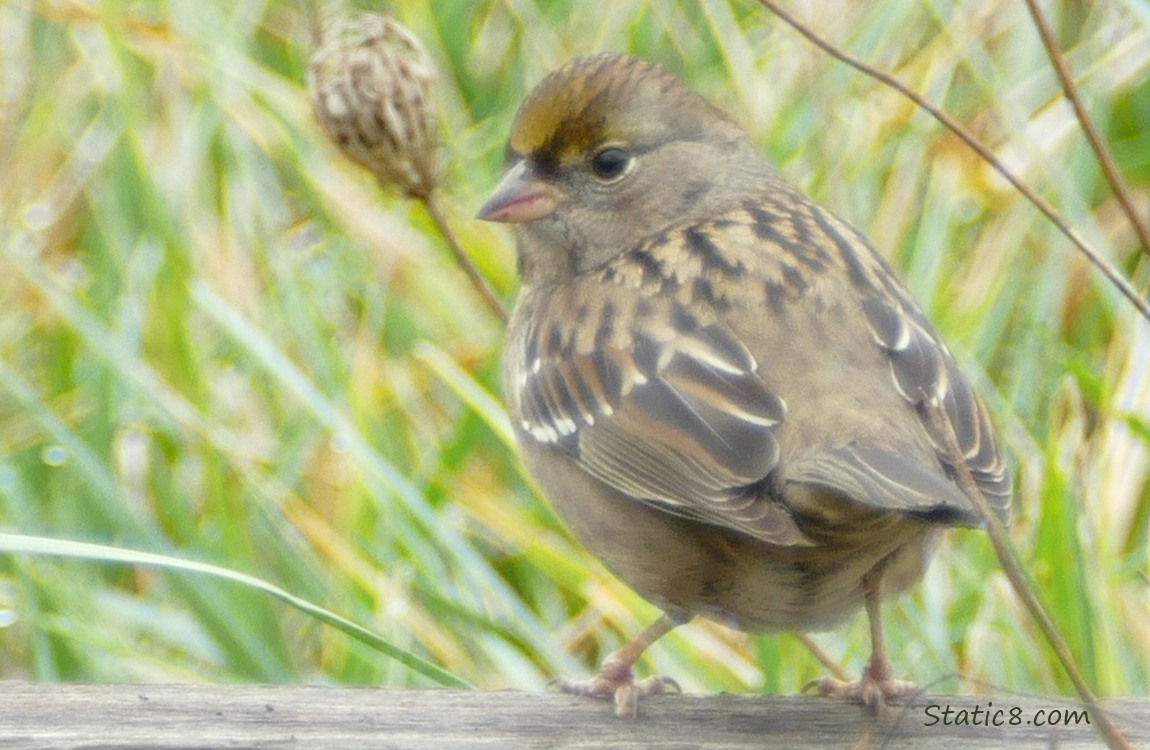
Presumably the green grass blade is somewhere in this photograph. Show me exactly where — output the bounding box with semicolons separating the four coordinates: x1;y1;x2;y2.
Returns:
0;532;472;688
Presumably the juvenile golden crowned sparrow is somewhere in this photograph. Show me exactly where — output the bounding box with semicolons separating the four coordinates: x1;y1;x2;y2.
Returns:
479;53;1011;716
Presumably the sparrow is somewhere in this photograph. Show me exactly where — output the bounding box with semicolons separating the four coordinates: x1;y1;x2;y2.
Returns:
478;52;1010;717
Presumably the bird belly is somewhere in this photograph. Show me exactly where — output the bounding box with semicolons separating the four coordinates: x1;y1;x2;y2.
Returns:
524;440;939;632
700;521;939;631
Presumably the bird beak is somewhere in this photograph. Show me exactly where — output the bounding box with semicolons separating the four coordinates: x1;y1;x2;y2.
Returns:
477;159;560;224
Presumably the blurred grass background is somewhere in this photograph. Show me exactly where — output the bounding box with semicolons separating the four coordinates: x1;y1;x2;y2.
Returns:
0;0;1147;701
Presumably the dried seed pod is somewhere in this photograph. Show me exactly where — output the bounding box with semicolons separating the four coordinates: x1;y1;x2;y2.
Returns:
308;12;438;198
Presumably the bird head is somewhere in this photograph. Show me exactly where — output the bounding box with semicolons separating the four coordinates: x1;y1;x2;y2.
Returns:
479;53;771;284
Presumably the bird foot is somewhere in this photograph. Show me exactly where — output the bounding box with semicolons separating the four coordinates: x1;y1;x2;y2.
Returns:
553;654;680;718
804;664;917;713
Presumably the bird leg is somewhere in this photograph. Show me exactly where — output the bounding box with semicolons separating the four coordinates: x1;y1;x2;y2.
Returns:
806;574;917;712
556;613;681;718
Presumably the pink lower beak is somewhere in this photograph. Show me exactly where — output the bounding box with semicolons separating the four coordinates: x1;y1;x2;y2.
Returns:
477;160;560;224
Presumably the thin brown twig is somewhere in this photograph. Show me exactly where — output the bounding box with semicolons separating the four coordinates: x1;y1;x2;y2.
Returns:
420;194;509;323
924;400;1133;750
1022;0;1150;258
794;631;851;682
753;0;1150;324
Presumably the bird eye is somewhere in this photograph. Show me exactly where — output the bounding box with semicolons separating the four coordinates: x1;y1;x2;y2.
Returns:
590;147;633;182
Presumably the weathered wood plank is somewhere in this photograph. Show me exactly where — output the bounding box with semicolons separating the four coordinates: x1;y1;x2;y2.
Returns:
0;683;1145;749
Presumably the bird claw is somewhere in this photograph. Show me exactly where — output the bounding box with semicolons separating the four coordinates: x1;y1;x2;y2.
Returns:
804;672;918;713
552;655;680;718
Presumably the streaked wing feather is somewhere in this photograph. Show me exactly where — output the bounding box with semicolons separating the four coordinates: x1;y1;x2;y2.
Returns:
861;294;1011;523
789;444;974;523
516;288;806;546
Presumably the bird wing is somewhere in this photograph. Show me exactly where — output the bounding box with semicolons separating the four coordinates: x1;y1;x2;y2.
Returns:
803;204;1012;524
511;201;1011;542
512;282;808;546
855;290;1012;523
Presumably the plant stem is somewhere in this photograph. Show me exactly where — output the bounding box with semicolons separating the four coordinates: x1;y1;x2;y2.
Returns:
420;194;509;324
